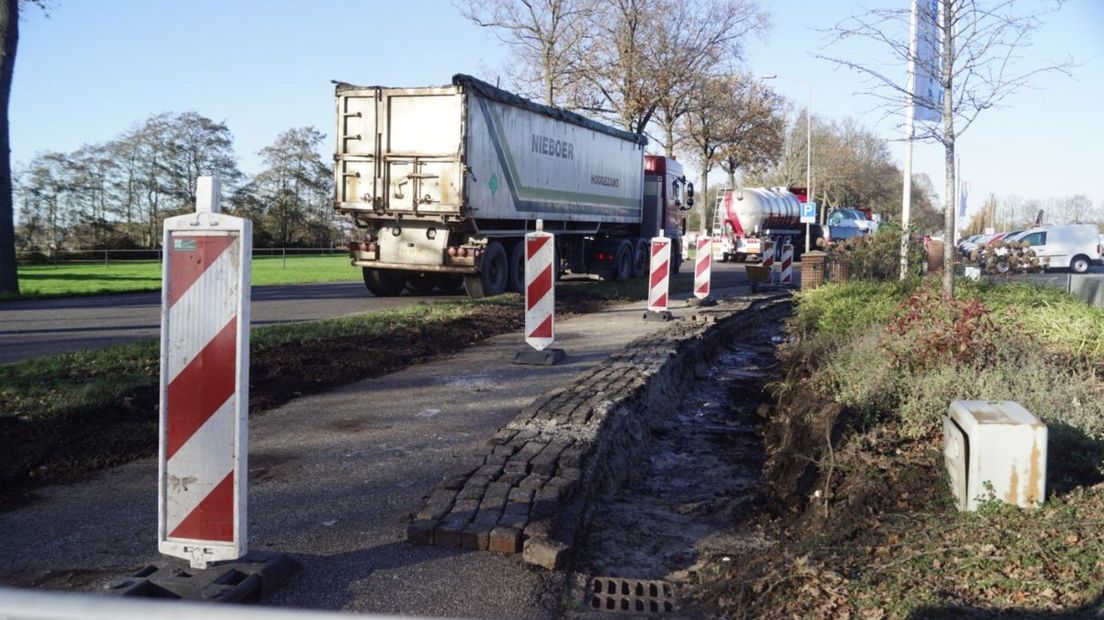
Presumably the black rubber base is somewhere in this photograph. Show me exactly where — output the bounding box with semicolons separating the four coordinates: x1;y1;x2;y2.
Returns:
105;551;298;603
514;347;566;366
642;310;674;321
687;297;718;307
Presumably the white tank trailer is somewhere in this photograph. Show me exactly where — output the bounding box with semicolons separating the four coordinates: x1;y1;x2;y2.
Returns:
712;187;802;263
334;74;693;298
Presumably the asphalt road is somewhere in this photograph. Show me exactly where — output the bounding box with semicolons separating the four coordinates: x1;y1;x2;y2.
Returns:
0;262;754;365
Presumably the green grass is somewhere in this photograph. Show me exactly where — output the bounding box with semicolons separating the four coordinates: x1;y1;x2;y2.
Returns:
8;255;360;300
792;278;1104;359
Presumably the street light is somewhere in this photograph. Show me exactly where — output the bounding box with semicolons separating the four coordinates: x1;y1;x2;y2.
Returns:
761;74;812;253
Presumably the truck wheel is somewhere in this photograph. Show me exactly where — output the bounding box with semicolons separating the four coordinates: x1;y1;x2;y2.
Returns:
508;240;526;293
405;272;437;294
613;241;634;280
1071;255;1090;274
464;241;509;298
671;241;682;275
363;268;407;297
633;239;649;277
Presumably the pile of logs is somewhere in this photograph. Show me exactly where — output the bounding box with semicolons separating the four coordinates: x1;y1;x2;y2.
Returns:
970;239;1049;275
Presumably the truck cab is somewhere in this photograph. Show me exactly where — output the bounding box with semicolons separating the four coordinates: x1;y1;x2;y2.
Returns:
642;155;692;271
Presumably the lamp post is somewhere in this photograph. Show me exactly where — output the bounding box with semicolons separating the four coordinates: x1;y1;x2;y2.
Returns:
762;74;812;254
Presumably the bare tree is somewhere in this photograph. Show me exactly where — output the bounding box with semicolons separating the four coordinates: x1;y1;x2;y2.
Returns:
460;0;596;106
819;0;1071;294
681;73;784;231
647;0;768;154
574;0;766;138
713;74;785;189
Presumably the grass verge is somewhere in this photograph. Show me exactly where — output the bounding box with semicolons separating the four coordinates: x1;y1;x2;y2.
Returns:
7;255;359;300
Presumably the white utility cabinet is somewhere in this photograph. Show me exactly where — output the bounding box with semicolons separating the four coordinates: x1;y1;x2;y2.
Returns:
943;400;1047;512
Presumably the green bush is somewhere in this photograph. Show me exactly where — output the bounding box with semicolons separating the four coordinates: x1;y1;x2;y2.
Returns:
810;284;1104;442
790;281;909;337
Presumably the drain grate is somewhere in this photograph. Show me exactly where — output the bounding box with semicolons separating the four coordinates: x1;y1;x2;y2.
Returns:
588;577;676;614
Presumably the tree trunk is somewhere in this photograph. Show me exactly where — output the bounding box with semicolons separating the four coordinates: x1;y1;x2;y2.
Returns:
941;0;955;296
0;0;20;294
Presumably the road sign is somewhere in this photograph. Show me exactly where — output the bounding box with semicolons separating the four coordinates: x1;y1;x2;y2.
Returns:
158;176;252;569
800;201;817;224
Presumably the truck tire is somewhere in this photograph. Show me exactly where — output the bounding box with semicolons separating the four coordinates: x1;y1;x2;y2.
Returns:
464;240;509;298
1071;255;1090;274
633;239;649;277
405;272;438;294
671;241;682;275
363;268;407;297
508;240;526;293
613;241;634;280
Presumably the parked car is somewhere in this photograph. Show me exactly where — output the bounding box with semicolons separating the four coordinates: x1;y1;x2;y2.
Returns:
827;208;878;233
958;234;985;254
961;233;998;255
1013;224;1103;273
984;230;1023;248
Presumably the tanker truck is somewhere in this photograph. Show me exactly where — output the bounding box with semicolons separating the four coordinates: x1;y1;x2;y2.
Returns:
334;74;693;298
711;187;802;262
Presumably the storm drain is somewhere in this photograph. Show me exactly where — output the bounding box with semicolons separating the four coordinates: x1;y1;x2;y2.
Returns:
589;577;676;614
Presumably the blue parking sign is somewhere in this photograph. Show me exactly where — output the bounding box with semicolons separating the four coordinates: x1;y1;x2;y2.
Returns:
801;202;817;224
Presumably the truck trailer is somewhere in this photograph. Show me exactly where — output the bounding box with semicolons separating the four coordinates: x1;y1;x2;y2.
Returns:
334;74;693;298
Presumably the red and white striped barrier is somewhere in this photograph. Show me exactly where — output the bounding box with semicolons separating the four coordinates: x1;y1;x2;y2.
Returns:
781;243;794;285
648;234;671;312
524;226;555;351
760;239;775;283
694;237;712;300
158;176;252;569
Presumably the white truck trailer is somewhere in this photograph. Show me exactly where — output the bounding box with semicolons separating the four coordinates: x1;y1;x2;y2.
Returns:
334;74;692;297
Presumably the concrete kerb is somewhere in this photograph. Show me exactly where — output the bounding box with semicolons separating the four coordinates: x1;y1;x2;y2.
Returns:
406;290;794;569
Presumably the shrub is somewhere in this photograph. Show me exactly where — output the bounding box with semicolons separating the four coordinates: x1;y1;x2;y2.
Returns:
810;282;1104;442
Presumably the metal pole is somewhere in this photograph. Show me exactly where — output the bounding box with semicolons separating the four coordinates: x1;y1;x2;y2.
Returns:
900;0;920;281
805;85;812;254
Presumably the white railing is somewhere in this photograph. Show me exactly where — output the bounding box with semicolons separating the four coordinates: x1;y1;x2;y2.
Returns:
0;587;430;620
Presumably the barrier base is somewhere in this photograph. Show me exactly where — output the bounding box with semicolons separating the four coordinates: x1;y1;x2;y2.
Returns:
514;347;566;366
105;550;298;603
642;310;674;322
687;297;717;307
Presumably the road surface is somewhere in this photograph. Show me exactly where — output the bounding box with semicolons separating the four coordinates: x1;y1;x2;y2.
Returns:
0;262;754;364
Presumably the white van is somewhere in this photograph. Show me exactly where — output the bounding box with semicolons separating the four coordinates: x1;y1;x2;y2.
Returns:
1013;224;1102;273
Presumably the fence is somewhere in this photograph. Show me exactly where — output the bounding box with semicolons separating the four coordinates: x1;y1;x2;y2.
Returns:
16;247;348;267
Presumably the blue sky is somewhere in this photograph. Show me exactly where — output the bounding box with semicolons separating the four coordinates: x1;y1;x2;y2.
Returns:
10;0;1103;219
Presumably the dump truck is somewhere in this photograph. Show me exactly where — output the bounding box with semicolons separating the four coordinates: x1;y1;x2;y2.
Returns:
334;74;692;298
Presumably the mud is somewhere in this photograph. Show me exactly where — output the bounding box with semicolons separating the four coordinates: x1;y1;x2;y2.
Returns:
568;313;787;615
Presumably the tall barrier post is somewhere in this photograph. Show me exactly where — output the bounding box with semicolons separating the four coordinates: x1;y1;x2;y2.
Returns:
781;243;794;286
760;239;775;284
515;220;565;365
690;236;717;307
158;176;251;569
645;232;673;321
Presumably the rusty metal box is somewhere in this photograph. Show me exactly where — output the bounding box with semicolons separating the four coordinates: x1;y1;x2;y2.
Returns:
943;400;1047;512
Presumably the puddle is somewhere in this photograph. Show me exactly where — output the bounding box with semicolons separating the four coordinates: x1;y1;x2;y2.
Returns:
573;322;784;587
